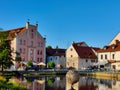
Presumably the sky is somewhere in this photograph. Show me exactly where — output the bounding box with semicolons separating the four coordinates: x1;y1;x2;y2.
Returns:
1;0;120;48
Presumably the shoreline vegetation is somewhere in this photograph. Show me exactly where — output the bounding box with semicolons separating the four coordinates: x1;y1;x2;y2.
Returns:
0;76;27;90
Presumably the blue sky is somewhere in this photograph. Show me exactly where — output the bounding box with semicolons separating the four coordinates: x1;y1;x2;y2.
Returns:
1;0;120;48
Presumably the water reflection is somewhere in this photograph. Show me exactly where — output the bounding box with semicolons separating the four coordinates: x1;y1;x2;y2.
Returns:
8;75;120;90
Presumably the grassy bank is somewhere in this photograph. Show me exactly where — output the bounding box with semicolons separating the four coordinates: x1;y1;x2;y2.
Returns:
79;71;120;80
0;76;27;90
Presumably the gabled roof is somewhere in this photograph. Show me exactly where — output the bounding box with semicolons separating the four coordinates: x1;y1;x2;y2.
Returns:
72;42;97;59
46;48;66;57
91;47;101;52
1;27;27;39
6;27;26;35
97;41;120;53
109;32;120;45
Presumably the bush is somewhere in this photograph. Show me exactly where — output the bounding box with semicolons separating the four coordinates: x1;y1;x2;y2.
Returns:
26;61;33;67
48;61;55;68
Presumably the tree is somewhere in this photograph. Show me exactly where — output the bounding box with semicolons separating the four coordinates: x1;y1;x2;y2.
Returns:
14;51;21;62
48;61;55;68
26;61;33;67
55;45;59;49
0;27;4;31
0;32;13;71
46;45;52;49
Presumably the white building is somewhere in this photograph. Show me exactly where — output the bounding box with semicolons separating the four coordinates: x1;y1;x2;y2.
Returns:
97;33;120;71
66;42;98;70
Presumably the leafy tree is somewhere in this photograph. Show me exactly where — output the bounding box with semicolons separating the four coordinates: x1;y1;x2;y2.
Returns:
55;45;59;49
26;61;33;67
14;51;21;62
46;45;52;49
0;28;4;31
48;61;55;68
0;32;13;71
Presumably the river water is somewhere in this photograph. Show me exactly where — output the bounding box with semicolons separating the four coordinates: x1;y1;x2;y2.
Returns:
9;75;120;90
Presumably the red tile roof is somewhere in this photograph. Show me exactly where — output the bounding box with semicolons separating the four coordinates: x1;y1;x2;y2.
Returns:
1;27;26;39
91;47;101;52
72;42;97;59
97;41;120;53
46;48;66;56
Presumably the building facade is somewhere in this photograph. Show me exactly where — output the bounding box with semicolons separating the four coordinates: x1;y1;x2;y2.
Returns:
66;42;98;70
46;48;66;69
3;22;46;69
97;33;120;71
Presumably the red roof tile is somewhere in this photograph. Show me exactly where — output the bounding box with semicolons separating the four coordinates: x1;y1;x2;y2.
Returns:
97;41;120;53
1;27;26;39
72;42;97;59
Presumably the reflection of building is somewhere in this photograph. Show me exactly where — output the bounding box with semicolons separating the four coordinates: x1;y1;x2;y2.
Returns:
9;77;45;90
97;33;120;70
2;22;46;70
46;48;66;68
32;80;45;90
66;42;98;70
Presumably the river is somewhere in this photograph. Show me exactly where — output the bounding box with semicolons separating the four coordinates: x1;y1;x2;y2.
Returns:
8;75;120;90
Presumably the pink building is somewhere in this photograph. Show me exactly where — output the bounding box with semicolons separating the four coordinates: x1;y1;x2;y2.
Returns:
5;22;46;69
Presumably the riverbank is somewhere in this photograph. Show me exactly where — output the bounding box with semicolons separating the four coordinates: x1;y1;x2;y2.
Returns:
79;71;120;80
1;70;120;81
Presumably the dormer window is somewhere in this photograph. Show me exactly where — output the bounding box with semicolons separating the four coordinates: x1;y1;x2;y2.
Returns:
104;46;108;50
77;44;80;46
112;45;116;49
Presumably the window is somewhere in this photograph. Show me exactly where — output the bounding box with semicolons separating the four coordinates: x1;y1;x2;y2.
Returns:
86;59;88;62
105;54;107;59
37;50;39;55
71;55;73;57
19;48;22;53
101;55;103;59
23;40;26;45
41;43;43;47
37;58;39;62
112;54;115;59
40;51;42;55
31;33;34;38
91;60;95;62
31;41;33;46
20;40;22;45
56;57;57;60
31;29;34;32
38;42;41;47
40;58;42;62
70;48;73;51
51;58;52;61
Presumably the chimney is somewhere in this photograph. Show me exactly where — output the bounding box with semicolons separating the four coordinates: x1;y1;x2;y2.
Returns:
26;21;30;29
